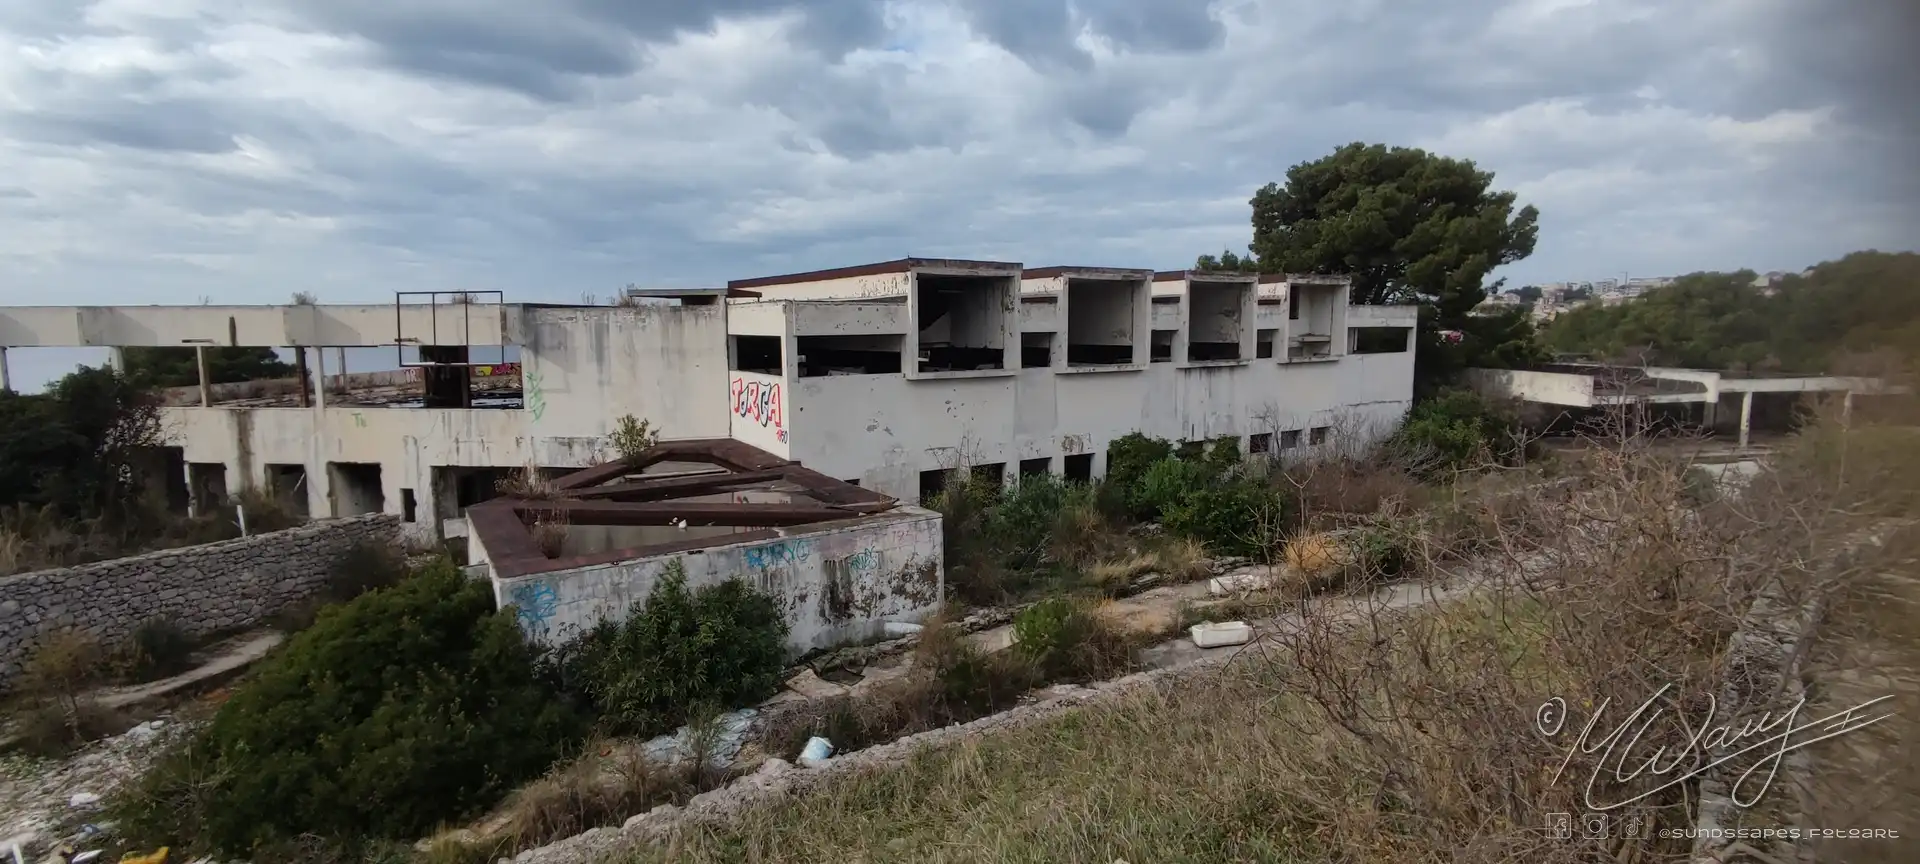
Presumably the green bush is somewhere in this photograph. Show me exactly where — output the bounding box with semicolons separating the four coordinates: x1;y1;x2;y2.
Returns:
115;617;197;683
1011;597;1136;683
1392;389;1521;473
982;473;1086;573
322;540;411;602
1134;457;1207;522
1161;474;1294;557
1104;433;1174;515
553;561;788;738
111;559;584;854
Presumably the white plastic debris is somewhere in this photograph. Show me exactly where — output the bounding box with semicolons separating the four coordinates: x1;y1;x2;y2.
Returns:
1189;621;1253;649
797;736;835;766
66;793;101;810
882;621;924;637
69;851;103;863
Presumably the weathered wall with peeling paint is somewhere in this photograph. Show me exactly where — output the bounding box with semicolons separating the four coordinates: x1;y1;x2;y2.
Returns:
491;509;944;655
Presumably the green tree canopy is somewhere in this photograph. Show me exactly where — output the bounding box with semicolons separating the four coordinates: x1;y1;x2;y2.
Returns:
1542;251;1920;372
1244;142;1540;322
0;366;164;519
123;346;295;388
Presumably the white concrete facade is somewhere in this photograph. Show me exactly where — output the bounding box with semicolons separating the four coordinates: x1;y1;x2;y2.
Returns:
0;260;1420;544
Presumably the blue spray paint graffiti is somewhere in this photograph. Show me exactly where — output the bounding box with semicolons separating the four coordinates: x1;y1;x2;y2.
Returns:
508;581;560;635
842;548;881;574
744;539;813;571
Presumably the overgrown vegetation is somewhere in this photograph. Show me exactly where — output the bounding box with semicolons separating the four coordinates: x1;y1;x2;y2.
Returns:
109;561;586;854
550;563;790;738
630;390;1915;864
1543;250;1920;371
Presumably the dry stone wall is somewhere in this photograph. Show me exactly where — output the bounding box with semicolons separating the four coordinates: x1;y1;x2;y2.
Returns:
0;514;399;691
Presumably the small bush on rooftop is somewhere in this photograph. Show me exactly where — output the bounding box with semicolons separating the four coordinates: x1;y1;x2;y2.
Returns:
609;414;660;463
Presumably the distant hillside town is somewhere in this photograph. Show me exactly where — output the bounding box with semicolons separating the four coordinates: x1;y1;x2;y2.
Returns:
1479;269;1808;321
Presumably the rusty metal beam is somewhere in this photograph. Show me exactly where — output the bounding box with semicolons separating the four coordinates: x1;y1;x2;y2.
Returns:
567;469;789;501
510;499;874;527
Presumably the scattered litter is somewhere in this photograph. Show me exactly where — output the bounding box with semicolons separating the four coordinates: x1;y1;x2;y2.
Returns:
116;848;168;864
1189;621;1253;649
122;722;166;743
69;851;102;863
66;793;100;810
881;621;923;637
797;737;834;766
1208;570;1276;596
640;708;757;770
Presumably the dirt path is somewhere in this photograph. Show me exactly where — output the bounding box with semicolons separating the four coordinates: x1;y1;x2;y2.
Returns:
1799;556;1920;861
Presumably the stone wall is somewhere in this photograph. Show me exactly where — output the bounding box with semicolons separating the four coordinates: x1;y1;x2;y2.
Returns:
0;514;400;691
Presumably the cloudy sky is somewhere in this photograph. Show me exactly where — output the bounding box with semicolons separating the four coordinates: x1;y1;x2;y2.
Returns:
0;0;1914;318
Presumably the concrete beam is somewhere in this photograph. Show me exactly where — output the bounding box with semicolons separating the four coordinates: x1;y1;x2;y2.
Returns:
0;303;513;348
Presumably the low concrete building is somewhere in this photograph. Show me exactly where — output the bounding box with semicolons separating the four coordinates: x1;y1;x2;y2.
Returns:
1467;363;1906;446
468;439;941;654
0;257;1420;548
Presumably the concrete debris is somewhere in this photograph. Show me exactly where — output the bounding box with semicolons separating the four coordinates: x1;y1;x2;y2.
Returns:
65;793;99;810
1188;621;1253;649
881;622;923;637
780;670;847;700
1;715;194;849
1208;570;1278;596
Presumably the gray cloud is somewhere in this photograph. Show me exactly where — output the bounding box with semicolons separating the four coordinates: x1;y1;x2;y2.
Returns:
0;0;1910;362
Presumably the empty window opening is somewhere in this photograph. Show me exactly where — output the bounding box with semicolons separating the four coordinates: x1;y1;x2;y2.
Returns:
1175;440;1206;461
1019;457;1052;477
264;464;309;517
1280;429;1302;450
731;335;783;374
1289;291;1300;320
916;274;1010;373
154;446;189;513
1256;328;1277;359
1066;278;1138;366
1021;332;1054;369
971;463;1007;490
187;463;228;514
328;462;385;515
1150;329;1175;362
1310;426;1331;446
797;334;903;377
1352;327;1411;354
1290;284;1337;355
919;468;949;505
401;487;418;523
1063;453;1094;482
1249;432;1273;454
1186;280;1247;362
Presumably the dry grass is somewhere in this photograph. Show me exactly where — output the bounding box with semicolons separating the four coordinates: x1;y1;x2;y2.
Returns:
620;400;1904;864
0;489;302;577
496;464;573;559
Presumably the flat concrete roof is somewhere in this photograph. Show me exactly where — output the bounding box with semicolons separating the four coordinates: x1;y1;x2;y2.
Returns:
726;257;1024;291
1020;266;1155;280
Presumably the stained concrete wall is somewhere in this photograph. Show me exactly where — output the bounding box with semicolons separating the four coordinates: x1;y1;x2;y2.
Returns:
491;509;944;656
0;514;399;691
155;305;730;546
786;349;1415;500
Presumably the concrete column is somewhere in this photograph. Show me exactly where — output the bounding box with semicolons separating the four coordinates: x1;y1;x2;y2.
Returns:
195;345;212;407
1842;391;1855;426
107;346;126;371
311;347;331;517
334;347;348;393
1701;397;1717;431
0;346;10;393
1737;390;1754;449
183;460;199;517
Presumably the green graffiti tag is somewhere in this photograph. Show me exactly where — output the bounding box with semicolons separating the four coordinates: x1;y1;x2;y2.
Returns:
525;368;546;422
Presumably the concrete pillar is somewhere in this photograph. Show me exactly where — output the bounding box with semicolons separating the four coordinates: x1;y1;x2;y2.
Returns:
0;346;10;393
195;345;212;407
334;347;348;393
1843;391;1855;426
183;460;199;517
311;347;331;517
1737;390;1754;449
106;346;126;371
1701;397;1717;431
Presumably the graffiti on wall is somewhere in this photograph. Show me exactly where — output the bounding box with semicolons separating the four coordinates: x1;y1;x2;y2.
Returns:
525;367;547;423
744;538;813;571
508;581;559;636
730;377;786;443
841;548;881;575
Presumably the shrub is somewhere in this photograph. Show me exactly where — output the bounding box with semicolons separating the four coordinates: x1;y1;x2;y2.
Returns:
1011;597;1137;683
1134;456;1207;522
553;561;788;738
1391;389;1521;474
1104;433;1174;513
609;414;660;463
111;560;585;854
322;540;409;602
115;617;197;683
1161;475;1294;558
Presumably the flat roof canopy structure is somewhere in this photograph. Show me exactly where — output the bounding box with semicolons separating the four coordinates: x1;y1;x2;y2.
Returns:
468;439;903;579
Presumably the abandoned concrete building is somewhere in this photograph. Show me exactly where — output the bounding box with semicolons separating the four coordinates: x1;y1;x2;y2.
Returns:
0;258;1420;556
